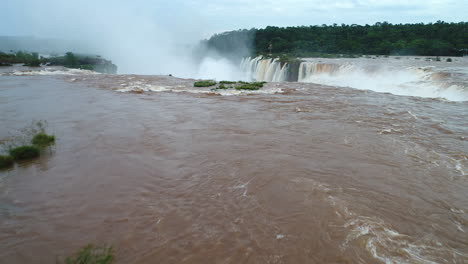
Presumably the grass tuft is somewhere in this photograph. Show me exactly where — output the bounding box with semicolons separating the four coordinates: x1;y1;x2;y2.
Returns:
0;155;13;169
194;80;217;87
235;81;266;90
31;133;55;148
9;146;40;161
64;244;114;264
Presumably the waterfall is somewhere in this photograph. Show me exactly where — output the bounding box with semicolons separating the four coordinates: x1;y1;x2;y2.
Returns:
298;62;350;82
240;56;289;82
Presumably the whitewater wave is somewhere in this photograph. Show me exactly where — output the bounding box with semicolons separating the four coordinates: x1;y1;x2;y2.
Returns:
115;81;284;96
291;177;467;263
0;67;99;76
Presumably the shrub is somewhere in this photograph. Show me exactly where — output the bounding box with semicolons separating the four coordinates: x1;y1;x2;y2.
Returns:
219;80;236;84
446;58;452;62
9;146;40;160
24;59;41;67
236;84;261;90
31;133;55;148
64;244;114;264
194;80;217;87
0;155;13;169
80;64;94;70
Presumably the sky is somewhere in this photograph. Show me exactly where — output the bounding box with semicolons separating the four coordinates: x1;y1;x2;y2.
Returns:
2;0;467;40
0;0;466;75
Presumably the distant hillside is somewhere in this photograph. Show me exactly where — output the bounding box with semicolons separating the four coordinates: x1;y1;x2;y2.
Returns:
204;21;468;57
0;36;88;54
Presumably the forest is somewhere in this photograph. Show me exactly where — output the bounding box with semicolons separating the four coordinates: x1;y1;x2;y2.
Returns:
204;21;468;58
0;51;117;73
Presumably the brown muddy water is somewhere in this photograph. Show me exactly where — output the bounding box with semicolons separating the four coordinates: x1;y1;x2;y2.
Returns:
0;68;467;263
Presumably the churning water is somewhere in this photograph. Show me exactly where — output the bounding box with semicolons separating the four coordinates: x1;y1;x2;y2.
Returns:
0;61;467;263
242;56;468;101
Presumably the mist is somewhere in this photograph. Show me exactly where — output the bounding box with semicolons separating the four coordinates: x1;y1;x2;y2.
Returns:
2;0;249;80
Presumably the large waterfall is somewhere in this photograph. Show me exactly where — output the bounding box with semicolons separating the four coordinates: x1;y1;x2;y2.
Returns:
298;62;355;81
239;56;468;101
240;56;289;82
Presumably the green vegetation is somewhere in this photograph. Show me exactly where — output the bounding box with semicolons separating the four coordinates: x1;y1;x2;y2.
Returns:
0;51;117;73
46;52;117;74
31;133;55;148
236;81;266;90
207;81;267;91
9;146;40;161
204;21;468;57
63;244;114;264
0;121;56;168
217;84;228;89
194;80;217;87
199;29;255;60
219;80;237;84
23;60;41;67
0;51;42;66
0;155;13;169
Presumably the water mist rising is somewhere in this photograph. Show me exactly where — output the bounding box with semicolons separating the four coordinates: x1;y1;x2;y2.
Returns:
4;0;250;80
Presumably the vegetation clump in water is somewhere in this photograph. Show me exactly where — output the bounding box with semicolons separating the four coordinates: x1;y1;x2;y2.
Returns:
207;81;267;91
31;133;55;148
62;244;114;264
0;120;56;169
9;146;40;160
236;81;266;90
194;80;217;87
0;155;13;169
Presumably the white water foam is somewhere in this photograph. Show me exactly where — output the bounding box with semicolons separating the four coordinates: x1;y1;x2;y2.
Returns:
240;56;468;101
298;61;468;101
240;56;288;82
116;81;284;96
291;177;466;263
1;67;99;76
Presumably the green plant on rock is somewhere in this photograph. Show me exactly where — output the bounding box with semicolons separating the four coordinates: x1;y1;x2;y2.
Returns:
0;155;13;169
31;133;55;148
9;146;40;161
219;80;236;84
194;80;217;87
64;244;114;264
236;84;260;90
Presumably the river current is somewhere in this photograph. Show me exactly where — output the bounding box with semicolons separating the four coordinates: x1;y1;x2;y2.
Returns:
0;61;467;263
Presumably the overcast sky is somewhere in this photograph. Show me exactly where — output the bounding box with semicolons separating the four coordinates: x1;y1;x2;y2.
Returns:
2;0;467;41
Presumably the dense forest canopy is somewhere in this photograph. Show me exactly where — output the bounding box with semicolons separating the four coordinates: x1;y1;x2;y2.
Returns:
204;21;468;57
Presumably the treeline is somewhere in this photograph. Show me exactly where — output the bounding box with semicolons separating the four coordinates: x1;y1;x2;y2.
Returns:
205;21;468;57
0;51;117;73
0;51;41;66
197;29;255;61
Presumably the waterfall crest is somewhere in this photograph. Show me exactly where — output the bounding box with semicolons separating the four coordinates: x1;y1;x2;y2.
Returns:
240;56;288;82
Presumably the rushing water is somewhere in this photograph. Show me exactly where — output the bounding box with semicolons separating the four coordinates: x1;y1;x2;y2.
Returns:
240;57;289;82
242;56;468;102
0;63;467;264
